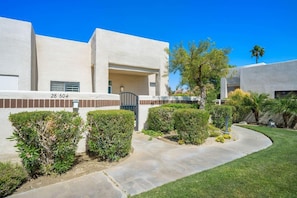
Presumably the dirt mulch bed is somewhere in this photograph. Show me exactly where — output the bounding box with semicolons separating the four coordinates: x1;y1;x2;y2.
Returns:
14;153;125;194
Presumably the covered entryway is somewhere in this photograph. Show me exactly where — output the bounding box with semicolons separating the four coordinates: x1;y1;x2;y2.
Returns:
108;64;161;96
120;92;139;131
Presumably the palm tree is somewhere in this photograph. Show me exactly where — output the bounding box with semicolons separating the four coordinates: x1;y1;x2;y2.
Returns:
243;92;269;124
250;45;265;63
263;94;297;128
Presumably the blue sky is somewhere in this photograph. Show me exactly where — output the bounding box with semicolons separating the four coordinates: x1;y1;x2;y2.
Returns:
1;0;296;90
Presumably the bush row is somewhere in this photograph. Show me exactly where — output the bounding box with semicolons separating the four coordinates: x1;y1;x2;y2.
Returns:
147;104;210;144
174;109;209;145
0;162;28;197
9;111;84;177
161;103;197;109
9;110;134;178
209;105;233;129
147;107;175;133
147;103;196;133
87;110;134;161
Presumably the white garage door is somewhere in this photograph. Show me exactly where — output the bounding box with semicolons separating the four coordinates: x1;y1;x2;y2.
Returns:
0;75;18;90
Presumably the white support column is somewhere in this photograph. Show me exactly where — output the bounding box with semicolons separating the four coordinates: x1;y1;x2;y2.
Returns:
155;72;160;96
220;77;228;99
94;59;109;93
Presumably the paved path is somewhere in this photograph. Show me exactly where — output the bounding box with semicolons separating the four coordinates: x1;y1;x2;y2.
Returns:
9;125;272;198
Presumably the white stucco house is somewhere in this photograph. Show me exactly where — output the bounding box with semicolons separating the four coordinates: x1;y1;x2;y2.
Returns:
0;17;185;156
220;60;297;99
0;17;169;96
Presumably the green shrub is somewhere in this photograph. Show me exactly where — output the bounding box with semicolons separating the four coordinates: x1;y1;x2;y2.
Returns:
215;134;232;143
208;124;222;137
147;103;197;133
174;109;209;145
87;110;134;161
178;139;185;145
215;135;225;143
0;162;28;197
147;107;175;133
142;130;163;138
223;134;232;139
9;111;84;177
161;103;196;109
210;105;233;129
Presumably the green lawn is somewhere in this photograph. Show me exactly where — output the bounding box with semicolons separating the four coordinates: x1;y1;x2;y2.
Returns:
133;126;297;198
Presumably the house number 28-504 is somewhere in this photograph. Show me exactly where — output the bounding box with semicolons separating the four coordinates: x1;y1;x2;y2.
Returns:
50;93;69;98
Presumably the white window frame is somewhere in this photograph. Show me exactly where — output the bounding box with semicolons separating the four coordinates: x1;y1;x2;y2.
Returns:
50;81;80;92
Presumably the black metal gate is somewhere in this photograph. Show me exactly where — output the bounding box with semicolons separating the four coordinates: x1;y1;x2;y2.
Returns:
120;92;139;131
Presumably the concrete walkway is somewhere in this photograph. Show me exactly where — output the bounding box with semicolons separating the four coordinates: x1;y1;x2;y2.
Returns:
9;125;272;198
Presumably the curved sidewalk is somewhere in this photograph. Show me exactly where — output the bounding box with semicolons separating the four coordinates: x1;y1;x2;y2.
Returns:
10;125;272;198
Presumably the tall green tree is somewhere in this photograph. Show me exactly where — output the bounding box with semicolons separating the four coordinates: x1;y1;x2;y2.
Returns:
169;40;230;109
250;45;265;63
243;92;269;124
263;94;297;128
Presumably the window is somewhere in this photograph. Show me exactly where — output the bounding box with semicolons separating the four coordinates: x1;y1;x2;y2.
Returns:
150;82;156;87
227;86;240;94
108;80;112;94
50;81;80;92
275;90;297;98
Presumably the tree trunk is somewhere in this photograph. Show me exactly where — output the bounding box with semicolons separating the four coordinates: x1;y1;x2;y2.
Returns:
253;109;259;124
197;64;206;110
199;86;207;109
283;113;290;128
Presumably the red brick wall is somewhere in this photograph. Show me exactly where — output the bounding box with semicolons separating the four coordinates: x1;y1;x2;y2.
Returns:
0;98;120;108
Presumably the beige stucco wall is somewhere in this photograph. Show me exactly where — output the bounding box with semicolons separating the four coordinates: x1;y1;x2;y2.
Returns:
240;60;297;97
221;60;297;99
220;67;241;99
0;17;169;97
109;72;149;95
36;35;92;92
0;17;36;90
90;29;169;95
148;74;157;96
0;91;120;157
0;91;198;158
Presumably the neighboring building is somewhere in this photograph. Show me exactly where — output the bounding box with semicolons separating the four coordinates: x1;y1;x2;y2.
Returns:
221;60;297;99
0;17;169;96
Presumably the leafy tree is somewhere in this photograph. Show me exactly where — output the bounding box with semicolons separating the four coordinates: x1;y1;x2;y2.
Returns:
169;40;230;109
263;94;297;128
243;92;269;123
250;45;265;63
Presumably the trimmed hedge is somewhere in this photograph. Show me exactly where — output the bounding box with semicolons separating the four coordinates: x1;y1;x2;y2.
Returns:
210;105;233;129
161;103;196;109
0;162;28;197
174;109;209;145
147;107;175;133
147;103;196;133
87;110;134;161
9;111;84;177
